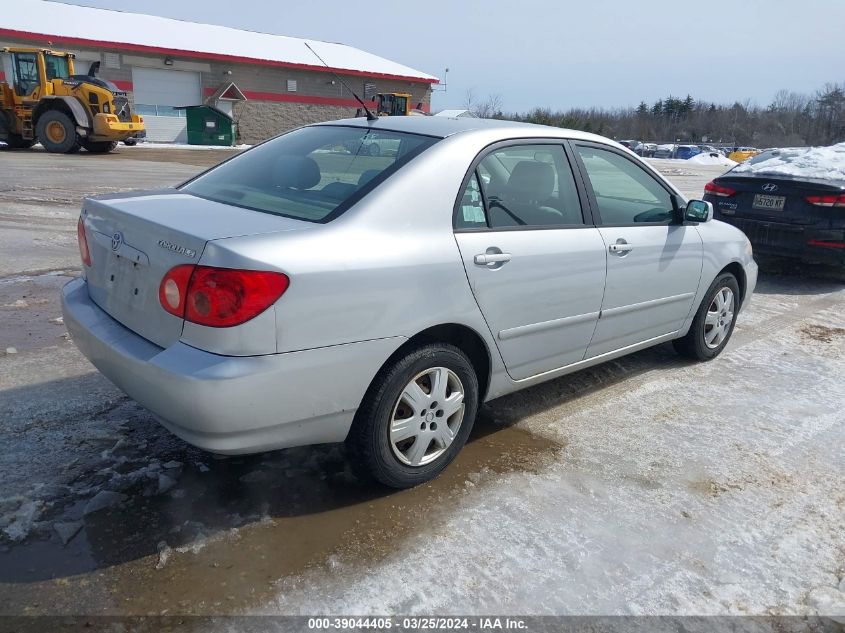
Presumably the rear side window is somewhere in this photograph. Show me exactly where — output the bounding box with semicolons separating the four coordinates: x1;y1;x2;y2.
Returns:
575;145;674;225
181;126;438;223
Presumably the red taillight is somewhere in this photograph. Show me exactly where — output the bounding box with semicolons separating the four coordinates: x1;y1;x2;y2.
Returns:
77;216;92;267
159;265;289;328
805;194;845;208
704;181;737;198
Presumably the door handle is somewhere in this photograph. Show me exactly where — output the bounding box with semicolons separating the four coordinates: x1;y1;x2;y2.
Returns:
608;240;633;254
474;252;512;265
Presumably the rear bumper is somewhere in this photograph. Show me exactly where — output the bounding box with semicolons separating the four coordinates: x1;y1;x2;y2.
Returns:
715;215;845;267
62;278;403;454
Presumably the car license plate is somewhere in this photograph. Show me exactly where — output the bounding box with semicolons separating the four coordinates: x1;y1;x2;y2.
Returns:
752;194;785;211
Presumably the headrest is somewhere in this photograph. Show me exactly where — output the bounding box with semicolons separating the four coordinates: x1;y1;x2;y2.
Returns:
274;155;320;190
507;161;555;199
357;169;381;187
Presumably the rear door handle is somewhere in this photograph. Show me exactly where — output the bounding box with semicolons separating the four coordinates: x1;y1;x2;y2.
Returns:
474;253;512;265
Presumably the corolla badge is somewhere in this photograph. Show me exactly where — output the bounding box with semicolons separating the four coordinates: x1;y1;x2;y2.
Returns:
762;183;778;192
158;239;197;259
111;232;123;251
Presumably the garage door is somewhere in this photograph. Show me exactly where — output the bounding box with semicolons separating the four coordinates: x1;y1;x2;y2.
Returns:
131;67;201;143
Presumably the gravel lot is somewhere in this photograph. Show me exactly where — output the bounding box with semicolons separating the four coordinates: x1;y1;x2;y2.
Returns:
0;146;843;620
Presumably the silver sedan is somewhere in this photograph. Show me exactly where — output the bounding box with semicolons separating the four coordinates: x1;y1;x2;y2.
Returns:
62;116;757;488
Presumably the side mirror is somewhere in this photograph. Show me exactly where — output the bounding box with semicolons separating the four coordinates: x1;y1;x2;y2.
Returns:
685;199;713;223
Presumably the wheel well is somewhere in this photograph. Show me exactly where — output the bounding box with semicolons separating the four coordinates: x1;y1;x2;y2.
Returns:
33;99;79;128
720;262;747;307
384;324;492;402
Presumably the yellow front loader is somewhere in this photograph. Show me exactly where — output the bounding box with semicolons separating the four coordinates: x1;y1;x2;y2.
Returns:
0;47;144;153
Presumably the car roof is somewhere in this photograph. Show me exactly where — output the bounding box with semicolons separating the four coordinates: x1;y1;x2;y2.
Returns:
312;115;616;144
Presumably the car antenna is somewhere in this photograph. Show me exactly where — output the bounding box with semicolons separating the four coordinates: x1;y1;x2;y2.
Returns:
304;43;378;121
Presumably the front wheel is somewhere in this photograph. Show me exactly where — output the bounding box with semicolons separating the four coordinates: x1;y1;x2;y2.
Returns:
673;273;740;361
36;110;81;154
347;344;479;488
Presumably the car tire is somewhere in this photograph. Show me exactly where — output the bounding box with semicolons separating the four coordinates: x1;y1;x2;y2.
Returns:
123;138;138;146
83;140;118;153
368;143;380;157
36;110;81;154
673;272;740;361
347;343;479;489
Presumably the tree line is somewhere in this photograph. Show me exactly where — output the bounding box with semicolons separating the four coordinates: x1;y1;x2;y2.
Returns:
466;82;845;147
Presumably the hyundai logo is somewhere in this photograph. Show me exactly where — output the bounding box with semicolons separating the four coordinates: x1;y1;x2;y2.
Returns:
111;232;123;251
762;183;778;193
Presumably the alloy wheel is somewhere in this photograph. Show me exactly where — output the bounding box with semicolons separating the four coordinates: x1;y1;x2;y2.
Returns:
389;367;465;467
704;287;735;349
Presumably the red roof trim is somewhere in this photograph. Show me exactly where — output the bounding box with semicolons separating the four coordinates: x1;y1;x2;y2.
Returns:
0;28;438;85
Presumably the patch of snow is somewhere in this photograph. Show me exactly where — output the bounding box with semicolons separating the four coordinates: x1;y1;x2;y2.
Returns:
805;587;845;623
688;153;738;167
4;347;18;355
733;143;845;181
0;497;43;542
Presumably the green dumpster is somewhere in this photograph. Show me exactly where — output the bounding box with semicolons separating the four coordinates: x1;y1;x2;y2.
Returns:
179;105;235;146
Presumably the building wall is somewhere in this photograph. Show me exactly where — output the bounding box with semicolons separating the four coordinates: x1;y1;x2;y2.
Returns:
0;35;434;145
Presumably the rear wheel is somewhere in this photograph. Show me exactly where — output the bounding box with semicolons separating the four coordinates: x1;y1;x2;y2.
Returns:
123;137;138;146
83;140;118;153
673;273;740;361
347;344;479;488
36;110;81;154
367;142;380;157
1;134;36;149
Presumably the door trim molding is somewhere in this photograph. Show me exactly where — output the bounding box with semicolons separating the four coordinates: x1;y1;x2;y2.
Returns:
600;292;695;319
498;311;600;341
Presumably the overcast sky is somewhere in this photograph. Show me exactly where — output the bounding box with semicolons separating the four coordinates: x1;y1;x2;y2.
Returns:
65;0;845;113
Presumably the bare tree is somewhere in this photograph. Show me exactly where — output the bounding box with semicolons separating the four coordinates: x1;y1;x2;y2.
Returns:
464;89;503;119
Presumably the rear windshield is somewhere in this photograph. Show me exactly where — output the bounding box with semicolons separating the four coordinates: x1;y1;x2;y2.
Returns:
180;125;439;223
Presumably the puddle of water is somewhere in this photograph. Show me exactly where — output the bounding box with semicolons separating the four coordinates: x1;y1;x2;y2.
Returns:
0;414;563;615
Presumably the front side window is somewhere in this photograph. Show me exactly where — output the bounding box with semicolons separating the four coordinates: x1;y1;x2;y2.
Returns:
181;126;438;223
461;144;583;229
576;145;675;224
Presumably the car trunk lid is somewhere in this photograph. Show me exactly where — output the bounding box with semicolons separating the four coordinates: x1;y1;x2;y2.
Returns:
81;190;312;348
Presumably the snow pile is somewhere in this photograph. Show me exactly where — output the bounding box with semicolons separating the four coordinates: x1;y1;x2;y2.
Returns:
733;143;845;180
688;153;738;167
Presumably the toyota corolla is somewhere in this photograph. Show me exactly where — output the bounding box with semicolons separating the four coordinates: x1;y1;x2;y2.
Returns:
62;116;757;488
